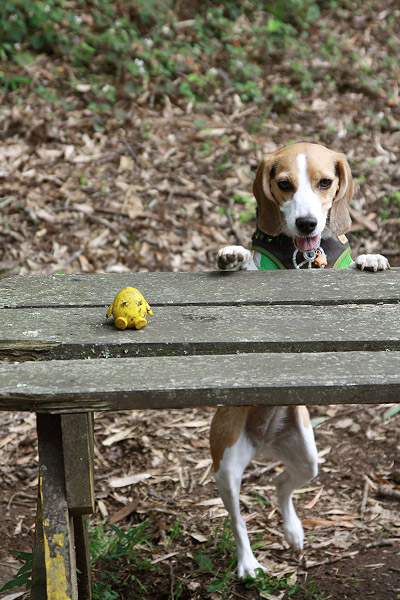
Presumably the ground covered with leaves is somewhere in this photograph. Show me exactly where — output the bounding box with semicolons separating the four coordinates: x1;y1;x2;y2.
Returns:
0;0;399;598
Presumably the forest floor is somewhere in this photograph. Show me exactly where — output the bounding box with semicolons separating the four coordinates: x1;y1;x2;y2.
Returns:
0;0;399;598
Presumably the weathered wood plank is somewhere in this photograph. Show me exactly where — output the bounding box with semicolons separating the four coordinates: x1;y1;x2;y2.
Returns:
61;413;94;515
0;351;399;412
0;268;398;309
0;304;398;361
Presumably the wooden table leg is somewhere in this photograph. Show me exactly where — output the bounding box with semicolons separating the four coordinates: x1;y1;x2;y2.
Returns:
31;413;94;600
73;515;91;600
62;413;94;600
31;487;46;593
31;414;78;600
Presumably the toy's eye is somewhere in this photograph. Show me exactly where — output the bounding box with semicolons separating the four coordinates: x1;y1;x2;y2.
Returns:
319;178;332;189
277;180;294;192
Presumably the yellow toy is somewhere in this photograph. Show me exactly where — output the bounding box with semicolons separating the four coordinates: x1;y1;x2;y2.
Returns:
106;287;153;330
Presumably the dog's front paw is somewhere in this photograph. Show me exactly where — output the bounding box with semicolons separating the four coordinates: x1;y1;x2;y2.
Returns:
217;246;252;271
354;254;391;272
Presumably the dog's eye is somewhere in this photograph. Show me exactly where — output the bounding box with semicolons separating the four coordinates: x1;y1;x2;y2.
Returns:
277;180;294;192
319;178;332;189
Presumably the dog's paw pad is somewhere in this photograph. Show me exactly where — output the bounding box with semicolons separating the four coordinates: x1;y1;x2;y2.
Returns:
355;254;391;272
217;246;251;271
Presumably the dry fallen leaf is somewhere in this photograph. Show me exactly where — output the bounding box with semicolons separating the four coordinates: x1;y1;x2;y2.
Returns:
109;498;140;524
110;473;152;488
302;518;333;528
333;418;354;429
305;486;324;509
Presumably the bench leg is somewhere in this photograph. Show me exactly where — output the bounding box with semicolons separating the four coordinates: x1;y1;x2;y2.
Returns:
61;412;94;600
31;413;94;600
31;414;78;600
31;486;46;593
73;515;91;599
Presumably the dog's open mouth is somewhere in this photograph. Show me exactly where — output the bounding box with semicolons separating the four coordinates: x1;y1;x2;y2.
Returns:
294;235;320;252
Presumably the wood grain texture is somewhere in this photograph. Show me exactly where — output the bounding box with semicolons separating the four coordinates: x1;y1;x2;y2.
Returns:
0;351;398;412
0;304;398;361
61;413;94;515
0;268;398;308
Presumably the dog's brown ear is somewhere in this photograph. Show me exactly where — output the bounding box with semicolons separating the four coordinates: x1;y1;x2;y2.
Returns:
330;152;353;235
252;155;281;236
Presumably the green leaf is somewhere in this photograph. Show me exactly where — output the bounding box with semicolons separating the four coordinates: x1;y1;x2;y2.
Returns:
0;570;32;592
193;551;213;573
207;578;225;592
383;404;400;420
311;416;328;427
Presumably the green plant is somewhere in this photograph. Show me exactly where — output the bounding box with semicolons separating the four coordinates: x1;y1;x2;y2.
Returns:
380;191;400;220
250;491;271;507
212;516;236;556
0;70;32;92
289;59;315;91
90;521;159;599
234;193;257;223
0;519;330;599
166;516;184;546
196;518;237;596
383;404;400;420
0;550;32;592
286;576;328;599
0;0;325;105
271;84;298;108
268;0;321;26
244;568;293;595
1;0;398;108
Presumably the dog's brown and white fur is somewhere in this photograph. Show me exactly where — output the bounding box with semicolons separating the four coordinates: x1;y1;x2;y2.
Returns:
210;143;390;579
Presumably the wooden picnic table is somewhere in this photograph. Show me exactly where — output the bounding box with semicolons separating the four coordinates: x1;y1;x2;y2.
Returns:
0;268;399;599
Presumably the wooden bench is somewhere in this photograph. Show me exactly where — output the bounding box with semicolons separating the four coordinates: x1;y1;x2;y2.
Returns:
0;268;399;599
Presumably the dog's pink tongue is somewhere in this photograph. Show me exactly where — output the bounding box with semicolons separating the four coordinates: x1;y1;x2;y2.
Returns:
295;235;320;252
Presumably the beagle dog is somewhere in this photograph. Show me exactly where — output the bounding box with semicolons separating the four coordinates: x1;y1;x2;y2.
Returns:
210;142;390;579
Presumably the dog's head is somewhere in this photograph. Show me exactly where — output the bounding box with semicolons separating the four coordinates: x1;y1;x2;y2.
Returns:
252;143;353;251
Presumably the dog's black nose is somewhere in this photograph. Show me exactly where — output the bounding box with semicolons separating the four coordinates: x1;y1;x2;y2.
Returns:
295;217;318;234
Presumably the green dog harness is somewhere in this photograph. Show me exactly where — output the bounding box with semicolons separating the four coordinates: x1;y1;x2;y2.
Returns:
251;230;352;270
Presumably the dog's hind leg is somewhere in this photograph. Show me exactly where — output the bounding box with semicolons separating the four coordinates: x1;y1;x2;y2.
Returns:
271;406;318;551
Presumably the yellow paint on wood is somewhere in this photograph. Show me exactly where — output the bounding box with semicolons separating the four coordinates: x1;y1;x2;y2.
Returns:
52;533;65;548
43;530;73;600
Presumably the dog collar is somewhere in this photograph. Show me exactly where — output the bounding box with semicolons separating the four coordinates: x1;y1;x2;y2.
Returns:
251;230;352;270
292;245;327;269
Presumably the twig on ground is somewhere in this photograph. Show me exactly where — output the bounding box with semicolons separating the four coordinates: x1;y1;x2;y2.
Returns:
389;566;400;573
377;485;400;501
62;248;83;268
307;551;359;569
308;538;399;569
242;461;281;481
169;560;175;600
365;539;398;548
226;197;246;246
122;140;146;169
148;486;176;505
360;479;370;517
